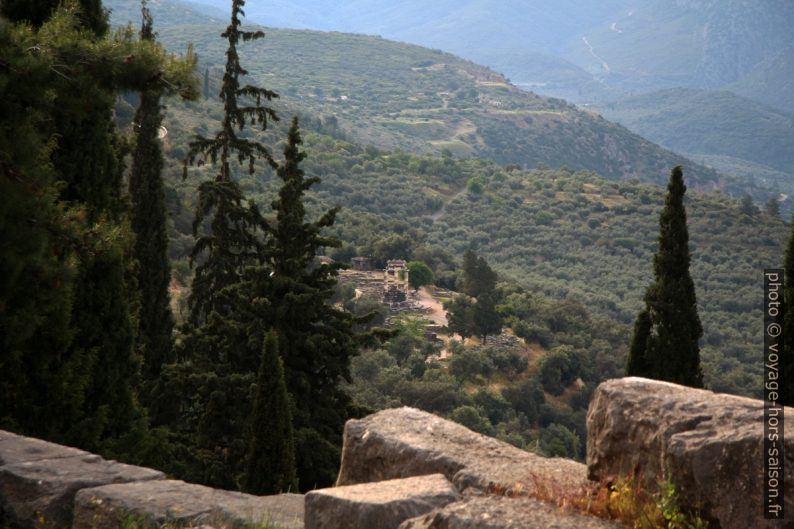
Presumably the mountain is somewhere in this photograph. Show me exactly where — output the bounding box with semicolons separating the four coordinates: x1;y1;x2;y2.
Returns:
593;88;794;197
179;0;794;108
728;42;794;116
562;0;794;92
103;0;785;399
114;18;730;190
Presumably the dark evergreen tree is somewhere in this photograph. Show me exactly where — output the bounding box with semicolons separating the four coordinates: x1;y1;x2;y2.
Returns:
243;331;297;494
0;20;79;435
1;0;108;36
473;292;503;343
444;295;475;340
183;0;278;324
781;215;794;407
203;67;210;100
461;251;497;298
626;166;703;388
625;310;651;376
129;1;174;381
260;118;366;489
0;2;197;459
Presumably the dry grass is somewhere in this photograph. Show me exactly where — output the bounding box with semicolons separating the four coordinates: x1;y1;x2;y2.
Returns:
485;472;709;529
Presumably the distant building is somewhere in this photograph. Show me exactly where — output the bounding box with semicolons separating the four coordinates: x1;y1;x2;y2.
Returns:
383;260;410;303
351;256;372;271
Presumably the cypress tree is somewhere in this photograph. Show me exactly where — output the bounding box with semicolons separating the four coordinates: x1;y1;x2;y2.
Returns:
626;166;703;388
258;118;365;488
129;1;174;381
1;2;197;458
473;291;503;344
782;215;794;407
243;331;297;495
183;0;278;324
0;20;79;434
625;309;651;376
152;0;279;487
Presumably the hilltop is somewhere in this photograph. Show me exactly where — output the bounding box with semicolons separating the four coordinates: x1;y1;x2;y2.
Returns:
105;0;728;191
179;0;794;109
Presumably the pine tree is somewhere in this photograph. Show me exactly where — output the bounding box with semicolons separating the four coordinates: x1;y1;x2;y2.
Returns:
0;20;79;434
473;291;503;344
0;2;197;458
243;331;297;494
444;295;475;340
626;166;703;388
781;215;794;407
129;1;174;381
1;0;108;36
183;0;278;324
261;118;364;488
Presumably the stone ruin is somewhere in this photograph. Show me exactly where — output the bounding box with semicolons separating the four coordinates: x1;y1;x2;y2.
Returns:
383;259;410;305
5;379;792;528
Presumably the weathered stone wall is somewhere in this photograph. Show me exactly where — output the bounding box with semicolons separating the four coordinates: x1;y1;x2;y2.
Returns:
3;378;793;528
0;431;302;529
587;377;794;529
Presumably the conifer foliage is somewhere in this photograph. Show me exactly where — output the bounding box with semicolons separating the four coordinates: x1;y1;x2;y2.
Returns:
446;251;502;342
130;1;175;380
626;166;704;388
184;0;277;324
243;331;297;495
264;117;362;489
0;1;197;458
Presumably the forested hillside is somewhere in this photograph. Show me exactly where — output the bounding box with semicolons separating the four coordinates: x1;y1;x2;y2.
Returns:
179;0;794;109
104;1;730;192
151;89;786;400
4;0;791;503
108;0;790;401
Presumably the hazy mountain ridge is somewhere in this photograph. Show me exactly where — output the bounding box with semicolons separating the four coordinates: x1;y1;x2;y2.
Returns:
594;88;794;197
177;0;794;111
119;17;729;192
728;41;794;116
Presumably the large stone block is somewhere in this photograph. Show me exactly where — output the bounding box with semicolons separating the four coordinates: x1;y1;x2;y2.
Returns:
0;431;88;466
73;479;303;529
305;474;459;529
587;377;794;529
0;451;163;529
336;407;589;497
398;495;622;529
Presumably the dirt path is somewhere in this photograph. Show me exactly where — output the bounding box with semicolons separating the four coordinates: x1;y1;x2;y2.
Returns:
414;286;448;326
430;185;467;221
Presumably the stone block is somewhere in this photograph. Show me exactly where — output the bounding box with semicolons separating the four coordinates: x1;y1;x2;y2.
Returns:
305;474;459;529
587;377;794;529
337;407;589;497
73;479;303;529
